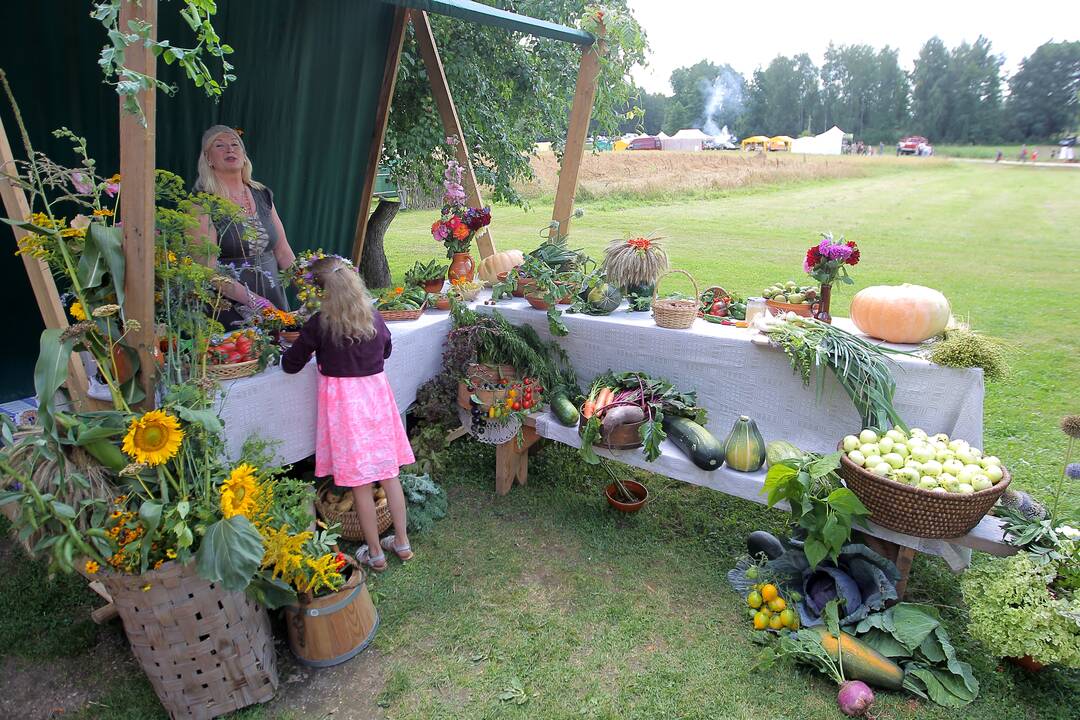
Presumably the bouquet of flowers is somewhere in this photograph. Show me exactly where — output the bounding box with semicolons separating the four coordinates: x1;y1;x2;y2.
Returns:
430;137;491;258
285;249;355;314
804;232;860;285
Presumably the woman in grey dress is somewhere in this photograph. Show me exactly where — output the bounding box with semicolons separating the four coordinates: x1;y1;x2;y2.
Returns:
194;125;296;329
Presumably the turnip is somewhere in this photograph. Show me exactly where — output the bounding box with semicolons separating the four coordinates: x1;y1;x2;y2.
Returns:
837;680;876;717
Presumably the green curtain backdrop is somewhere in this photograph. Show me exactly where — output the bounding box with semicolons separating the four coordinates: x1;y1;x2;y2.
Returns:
0;1;395;402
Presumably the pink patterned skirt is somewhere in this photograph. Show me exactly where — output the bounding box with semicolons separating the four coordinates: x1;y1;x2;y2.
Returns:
315;372;415;487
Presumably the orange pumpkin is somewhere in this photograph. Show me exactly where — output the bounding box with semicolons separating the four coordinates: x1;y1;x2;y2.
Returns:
476;249;524;284
849;283;951;344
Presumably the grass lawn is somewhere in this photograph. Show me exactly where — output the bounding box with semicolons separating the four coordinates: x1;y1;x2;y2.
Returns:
933;144;1068;161
2;159;1078;718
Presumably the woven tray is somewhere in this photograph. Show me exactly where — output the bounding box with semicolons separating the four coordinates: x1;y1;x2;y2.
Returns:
380;302;426;322
652;270;699;329
316;485;392;541
102;561;277;720
206;359;260;381
765;299;814;317
837;444;1011;538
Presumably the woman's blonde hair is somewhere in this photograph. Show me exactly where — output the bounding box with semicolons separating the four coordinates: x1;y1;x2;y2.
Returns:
311;257;375;345
194;125;265;196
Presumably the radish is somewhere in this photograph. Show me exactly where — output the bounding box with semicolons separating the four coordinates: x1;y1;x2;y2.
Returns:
837;680;875;717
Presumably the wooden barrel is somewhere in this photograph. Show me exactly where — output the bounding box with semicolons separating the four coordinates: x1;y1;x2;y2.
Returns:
285;566;378;667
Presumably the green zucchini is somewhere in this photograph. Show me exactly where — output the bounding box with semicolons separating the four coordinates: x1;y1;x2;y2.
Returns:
550;394;580;427
662;416;725;471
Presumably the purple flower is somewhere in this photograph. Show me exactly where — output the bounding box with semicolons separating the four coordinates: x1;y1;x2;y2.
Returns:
818;238;853;261
71;172;93;195
105;180;120;198
443;180;466;206
1067;463;1080;480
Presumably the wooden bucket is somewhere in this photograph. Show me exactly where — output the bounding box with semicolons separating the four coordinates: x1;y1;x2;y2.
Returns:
285;565;379;667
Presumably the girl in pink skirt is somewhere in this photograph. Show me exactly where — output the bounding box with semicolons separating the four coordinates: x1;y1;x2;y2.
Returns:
282;257;415;571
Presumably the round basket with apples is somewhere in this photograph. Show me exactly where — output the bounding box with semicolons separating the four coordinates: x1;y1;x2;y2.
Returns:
837;427;1010;538
205;329;265;381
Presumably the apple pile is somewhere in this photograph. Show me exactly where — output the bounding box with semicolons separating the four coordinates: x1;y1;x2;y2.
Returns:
842;427;1005;494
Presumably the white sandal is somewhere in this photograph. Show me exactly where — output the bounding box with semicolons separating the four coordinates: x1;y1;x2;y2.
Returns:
355;545;388;571
380;535;414;561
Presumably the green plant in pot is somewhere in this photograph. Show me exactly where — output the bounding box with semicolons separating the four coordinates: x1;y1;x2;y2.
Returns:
492;255;570;336
404;258;449;293
601;235;668;311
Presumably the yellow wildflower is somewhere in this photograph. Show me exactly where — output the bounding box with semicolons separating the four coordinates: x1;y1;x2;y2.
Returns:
122;410;184;466
69;302;87;321
84;560;99;575
15;234;50;259
153;559;163;570
166;548;177;559
141;583;152;592
107;173;121;183
93;208;114;217
29;212;60;229
303;553;345;595
59;227;86;238
260;525;311;582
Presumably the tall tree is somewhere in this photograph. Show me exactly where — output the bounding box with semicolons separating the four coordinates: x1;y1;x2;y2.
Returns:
637;90;670;135
1007;40;1080;140
911;37;952;140
743;55;817;137
947;37;1004;143
821;44;908;143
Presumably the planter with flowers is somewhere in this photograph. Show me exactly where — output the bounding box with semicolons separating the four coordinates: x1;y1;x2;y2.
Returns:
430;137;491;283
803;232;861;323
259;306;302;345
600;234;668;311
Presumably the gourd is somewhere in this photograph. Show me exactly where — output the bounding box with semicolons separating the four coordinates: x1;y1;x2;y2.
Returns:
765;440;802;468
584;282;623;315
849;284;951;344
477;249;525;284
723;415;766;472
807;627;905;690
662;416;725;470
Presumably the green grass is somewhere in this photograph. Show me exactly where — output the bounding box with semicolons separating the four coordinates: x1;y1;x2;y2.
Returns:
934;144;1065;160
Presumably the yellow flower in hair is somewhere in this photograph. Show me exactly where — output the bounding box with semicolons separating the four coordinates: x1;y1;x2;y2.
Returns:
122;410;184;466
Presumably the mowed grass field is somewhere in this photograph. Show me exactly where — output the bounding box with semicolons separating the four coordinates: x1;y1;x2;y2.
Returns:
2;159;1078;720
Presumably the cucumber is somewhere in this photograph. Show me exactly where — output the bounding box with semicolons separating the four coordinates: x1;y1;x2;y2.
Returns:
662;416;725;471
550;394;579;427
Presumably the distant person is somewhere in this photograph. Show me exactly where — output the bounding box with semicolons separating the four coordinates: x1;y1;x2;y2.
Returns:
1019;145;1028;162
879;141;884;156
996;150;1003;162
1031;149;1039;162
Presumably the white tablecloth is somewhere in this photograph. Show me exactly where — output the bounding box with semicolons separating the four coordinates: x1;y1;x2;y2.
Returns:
479;297;984;454
216;308;453;463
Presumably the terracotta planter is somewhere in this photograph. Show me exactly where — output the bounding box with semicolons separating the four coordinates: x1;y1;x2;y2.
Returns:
279;330;300;345
497;271;532;297
422;278;445;294
605;479;648;513
448;252;475;283
811;283;833;324
435;295;451;311
1007;655;1046;673
525;293;551;311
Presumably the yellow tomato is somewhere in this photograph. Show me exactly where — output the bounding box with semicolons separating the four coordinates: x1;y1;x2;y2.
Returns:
780;608;798;628
768;613;785;630
760;584;778;602
753;611;770;630
747;591;763;609
768;597;787;613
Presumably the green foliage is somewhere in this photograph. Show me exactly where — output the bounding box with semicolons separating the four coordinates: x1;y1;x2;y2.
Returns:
1007;41;1080;141
195;515;265;592
403;258;448;286
960;553;1080;668
764;453;869;568
400;473;447;535
929;327;1010;381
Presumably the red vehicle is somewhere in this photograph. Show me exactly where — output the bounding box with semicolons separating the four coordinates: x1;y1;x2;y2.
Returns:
897;136;929;156
628;135;661;150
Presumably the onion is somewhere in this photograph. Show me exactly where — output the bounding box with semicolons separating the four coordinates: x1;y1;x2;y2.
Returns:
837;680;875;716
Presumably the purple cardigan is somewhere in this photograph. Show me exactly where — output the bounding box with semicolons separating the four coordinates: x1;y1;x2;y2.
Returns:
281;311;392;377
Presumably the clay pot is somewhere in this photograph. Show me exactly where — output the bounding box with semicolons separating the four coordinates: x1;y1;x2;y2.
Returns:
422;278;445;294
605;479;648;513
435;295;451;311
448;252;475;283
524;293;550;311
1007;655;1046;673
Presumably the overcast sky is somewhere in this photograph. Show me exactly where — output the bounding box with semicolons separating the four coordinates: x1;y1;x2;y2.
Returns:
627;0;1079;95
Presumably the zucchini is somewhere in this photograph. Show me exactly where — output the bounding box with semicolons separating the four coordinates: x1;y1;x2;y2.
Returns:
807;626;905;690
662;416;724;471
550;394;580;427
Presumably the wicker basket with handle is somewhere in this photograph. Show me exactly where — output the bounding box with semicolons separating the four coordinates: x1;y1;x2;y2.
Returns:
837;443;1011;538
652;269;699;329
205;359;260;381
380;301;426;322
316;485;392;540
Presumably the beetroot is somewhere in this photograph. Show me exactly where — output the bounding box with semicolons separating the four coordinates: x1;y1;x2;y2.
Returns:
837;680;875;716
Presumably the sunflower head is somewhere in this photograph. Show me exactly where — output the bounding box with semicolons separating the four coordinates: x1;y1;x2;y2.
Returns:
122;410;184;466
220;463;266;519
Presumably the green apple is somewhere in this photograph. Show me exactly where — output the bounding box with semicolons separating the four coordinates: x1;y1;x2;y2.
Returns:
957;468;976;484
935;448;955;463
918;477;939;490
921;460;943;477
981;455;1001;467
963;463;983;476
972;475;993;491
947;439;968;452
860;443;880;457
882;452;905;469
859;429;879;444
847;450;867;467
864;455;883;470
983;464;1004;483
873;462;893;476
905;459;922;470
942;459;965;476
956;450;977;465
842;435;860;452
956;483;975;495
932;432;950;443
930;487;948;494
895;467;920;484
911;446;934;464
969;447;983;458
910;427;928;439
939;473;959;490
878;437;895;454
894;444;910;459
885;429;907;444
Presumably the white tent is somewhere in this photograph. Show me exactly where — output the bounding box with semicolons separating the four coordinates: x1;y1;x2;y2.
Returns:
791;126;845;155
662;128;709;151
657;131;671;139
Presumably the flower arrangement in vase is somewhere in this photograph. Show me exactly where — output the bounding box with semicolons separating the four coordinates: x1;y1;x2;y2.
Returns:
803;232;860;323
430;137;491;282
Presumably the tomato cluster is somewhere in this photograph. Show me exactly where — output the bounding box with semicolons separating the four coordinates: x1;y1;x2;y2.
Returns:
208;329;261;365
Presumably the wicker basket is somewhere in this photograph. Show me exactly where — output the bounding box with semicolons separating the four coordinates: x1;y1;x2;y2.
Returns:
457;363;519;410
316;485;392;540
837;445;1012;538
652;270;699;329
380;302;426;322
765;299;814;317
101;561;277;720
206;359;260;381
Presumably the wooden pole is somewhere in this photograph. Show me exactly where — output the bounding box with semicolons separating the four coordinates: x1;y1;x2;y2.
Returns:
551;39;604;239
412;9;495;258
351;5;408;265
119;0;158;408
0;114;90;403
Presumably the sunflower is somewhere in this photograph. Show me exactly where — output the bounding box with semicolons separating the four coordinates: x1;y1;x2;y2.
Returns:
220;463;263;519
122;410;184;466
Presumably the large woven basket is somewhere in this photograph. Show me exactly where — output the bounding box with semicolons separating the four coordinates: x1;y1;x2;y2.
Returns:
101;561;277;720
205;359;260;381
380;302;426;322
457;363;519;410
316;485;392;540
652;270;699;329
837;446;1011;538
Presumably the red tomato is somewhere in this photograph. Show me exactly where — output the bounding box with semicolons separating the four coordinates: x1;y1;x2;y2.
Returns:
512;402;521;411
227;352;244;364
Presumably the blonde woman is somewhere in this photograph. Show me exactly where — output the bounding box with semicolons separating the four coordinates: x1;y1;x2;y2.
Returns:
282;257;415;571
194;125;296;328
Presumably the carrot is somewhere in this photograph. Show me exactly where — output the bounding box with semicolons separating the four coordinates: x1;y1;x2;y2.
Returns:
596;387;613;412
582;399;596;419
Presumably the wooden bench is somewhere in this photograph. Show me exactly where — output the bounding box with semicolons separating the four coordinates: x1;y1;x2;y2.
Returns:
494;412;1015;597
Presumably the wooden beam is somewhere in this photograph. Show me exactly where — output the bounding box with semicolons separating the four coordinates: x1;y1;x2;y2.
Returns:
412;9;495;258
119;0;158;407
551;38;604;239
351;5;409;265
0;113;90;403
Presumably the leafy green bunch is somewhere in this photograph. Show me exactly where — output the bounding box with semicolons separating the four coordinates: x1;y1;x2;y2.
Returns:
404;257;449;286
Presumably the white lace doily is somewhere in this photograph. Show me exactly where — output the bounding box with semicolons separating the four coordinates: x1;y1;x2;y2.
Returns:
458;406;521;445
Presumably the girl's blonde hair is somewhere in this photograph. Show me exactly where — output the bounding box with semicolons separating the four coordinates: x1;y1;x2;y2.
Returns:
194;125;266;197
311;257;375;345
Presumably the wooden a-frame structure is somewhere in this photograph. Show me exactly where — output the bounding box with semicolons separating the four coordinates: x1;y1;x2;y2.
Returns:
1;0;604;405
